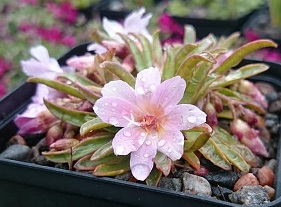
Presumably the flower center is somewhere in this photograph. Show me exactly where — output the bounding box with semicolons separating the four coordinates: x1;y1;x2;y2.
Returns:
141;115;159;133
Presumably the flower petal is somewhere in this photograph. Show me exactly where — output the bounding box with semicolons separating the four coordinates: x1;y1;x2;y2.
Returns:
124;7;152;41
87;43;107;54
21;59;57;79
112;126;147;155
130;133;158;181
93;96;142;127
30;45;50;64
135;67;161;96
157;130;184;161
101;80;137;104
102;17;125;41
151;76;186;114
163;104;207;131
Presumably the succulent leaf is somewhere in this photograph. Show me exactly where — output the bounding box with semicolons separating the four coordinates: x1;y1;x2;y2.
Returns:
28;77;84;99
199;138;232;170
44;99;95;126
184;25;196;44
146;167;162;186
91;141;113;161
100;61;136;87
80;118;112;136
182;151;200;170
214;39;277;75
162;45;176;79
154;152;172;176
93;156;130;176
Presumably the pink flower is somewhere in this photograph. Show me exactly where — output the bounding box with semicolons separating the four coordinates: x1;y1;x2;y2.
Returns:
93;67;206;180
0;83;6;98
46;2;78;24
21;45;63;79
88;8;152;53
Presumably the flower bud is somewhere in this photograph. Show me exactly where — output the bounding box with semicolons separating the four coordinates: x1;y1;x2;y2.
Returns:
204;102;218;128
102;40;129;58
50;138;79;151
241;108;258;126
230;119;269;157
210;95;223;113
238;80;268;108
46;123;64;146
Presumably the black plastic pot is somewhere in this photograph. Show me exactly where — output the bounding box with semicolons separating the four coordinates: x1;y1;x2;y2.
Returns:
171;11;256;39
242;7;281;50
0;44;281;207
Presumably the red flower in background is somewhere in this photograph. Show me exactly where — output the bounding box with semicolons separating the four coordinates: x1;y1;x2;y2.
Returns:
46;2;78;24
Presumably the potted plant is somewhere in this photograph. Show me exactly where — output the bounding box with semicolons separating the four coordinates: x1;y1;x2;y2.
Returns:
0;7;281;207
166;0;265;39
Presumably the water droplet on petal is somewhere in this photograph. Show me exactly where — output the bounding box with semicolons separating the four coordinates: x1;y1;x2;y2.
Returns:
131;145;137;151
138;139;143;145
112;87;117;91
93;106;98;112
158;139;166;147
109;116;119;126
188;115;197;123
141;77;147;82
141;132;147;137
115;145;125;154
168;148;172;152
144;153;149;158
112;102;117;107
136;86;145;95
105;102;109;106
124;131;131;137
145;140;151;145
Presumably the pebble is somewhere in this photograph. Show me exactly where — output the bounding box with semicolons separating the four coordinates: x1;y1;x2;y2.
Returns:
257;166;274;187
182;172;212;196
269;100;281;113
158;177;182;192
211;185;233;201
204;170;239;189
0;144;33;162
263;185;275;200
229;186;270;205
233;173;259;191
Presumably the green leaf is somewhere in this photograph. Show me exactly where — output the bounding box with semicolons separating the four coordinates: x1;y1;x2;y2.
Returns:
216;32;240;49
214;127;257;166
75;83;102;103
44;99;95;126
28;77;84;99
91;141;113;161
188;132;211;152
146;167;162;186
215;142;250;172
184;25;196;44
211;64;269;88
214;39;277;75
80;118;112;136
152;31;163;68
174;43;198;70
119;33;146;71
162;45;176;79
182;151;200;170
43;132;114;163
154;152;172;176
131;33;153;68
63;73;100;86
93;156;130;176
199;138;232;170
100;61;135;87
74;153;125;171
181;62;212;104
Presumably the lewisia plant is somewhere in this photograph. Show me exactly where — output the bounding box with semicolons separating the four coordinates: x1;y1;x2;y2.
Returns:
15;8;277;184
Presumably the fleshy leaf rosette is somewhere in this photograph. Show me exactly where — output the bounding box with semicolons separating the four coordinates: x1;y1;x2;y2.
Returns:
93;67;206;180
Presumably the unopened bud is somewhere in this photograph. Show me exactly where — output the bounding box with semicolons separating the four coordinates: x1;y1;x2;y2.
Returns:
50;138;79;151
210;95;223;113
230;119;268;157
241;108;258;126
102;40;129;58
204;102;218;128
46;124;64;146
238;80;268;108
